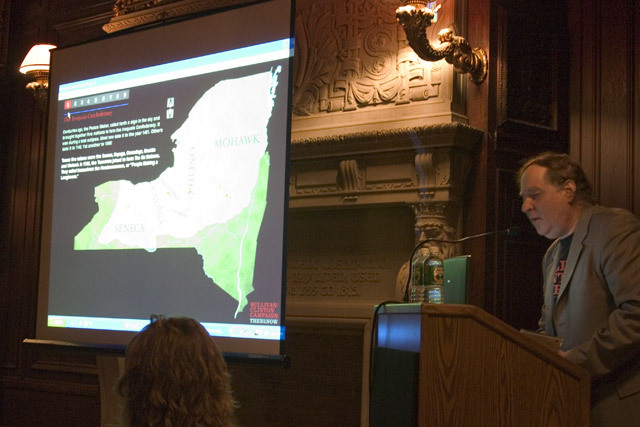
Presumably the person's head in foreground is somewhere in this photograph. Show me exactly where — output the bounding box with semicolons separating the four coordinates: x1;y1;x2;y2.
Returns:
517;152;594;240
118;315;236;427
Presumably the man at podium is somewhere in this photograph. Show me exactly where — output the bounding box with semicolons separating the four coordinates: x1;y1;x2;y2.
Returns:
518;152;640;426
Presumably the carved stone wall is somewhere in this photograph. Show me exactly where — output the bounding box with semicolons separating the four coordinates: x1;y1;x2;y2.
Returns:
291;0;467;139
287;123;481;313
286;121;482;352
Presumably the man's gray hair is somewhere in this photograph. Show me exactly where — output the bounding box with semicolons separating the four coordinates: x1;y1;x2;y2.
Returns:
517;152;594;204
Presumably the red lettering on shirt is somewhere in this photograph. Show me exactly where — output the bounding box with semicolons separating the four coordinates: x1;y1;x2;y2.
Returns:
553;260;566;296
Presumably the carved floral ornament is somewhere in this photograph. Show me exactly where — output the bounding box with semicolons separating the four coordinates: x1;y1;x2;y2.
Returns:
293;0;448;116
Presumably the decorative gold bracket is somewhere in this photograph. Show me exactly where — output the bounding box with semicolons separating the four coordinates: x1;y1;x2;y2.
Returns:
24;70;49;111
396;3;487;85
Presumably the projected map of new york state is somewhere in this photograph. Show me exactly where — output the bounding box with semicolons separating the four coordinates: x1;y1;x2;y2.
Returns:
74;67;281;317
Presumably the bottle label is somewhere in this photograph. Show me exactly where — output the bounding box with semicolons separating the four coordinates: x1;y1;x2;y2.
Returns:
428;265;444;285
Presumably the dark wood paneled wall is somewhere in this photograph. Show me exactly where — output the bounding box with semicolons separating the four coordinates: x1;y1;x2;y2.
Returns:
2;0;636;425
465;0;569;329
1;2;114;426
569;0;640;213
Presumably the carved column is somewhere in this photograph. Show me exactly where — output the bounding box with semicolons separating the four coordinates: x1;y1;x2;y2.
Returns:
413;150;455;243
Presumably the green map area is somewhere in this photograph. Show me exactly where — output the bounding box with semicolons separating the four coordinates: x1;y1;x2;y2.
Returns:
74;153;270;314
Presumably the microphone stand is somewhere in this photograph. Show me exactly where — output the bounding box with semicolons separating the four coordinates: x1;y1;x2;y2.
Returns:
402;226;521;302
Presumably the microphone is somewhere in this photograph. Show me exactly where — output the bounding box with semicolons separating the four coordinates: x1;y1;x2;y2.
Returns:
502;226;521;237
402;226;521;302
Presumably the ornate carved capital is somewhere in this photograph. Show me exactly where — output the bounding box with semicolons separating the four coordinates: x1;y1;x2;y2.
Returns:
412;201;458;252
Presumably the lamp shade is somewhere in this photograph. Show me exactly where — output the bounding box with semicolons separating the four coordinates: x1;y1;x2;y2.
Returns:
19;44;57;74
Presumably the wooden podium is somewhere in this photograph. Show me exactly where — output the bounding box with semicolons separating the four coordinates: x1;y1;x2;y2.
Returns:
370;303;591;426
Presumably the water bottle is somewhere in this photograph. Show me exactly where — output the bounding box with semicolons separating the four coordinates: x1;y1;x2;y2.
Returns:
410;248;429;303
424;246;444;303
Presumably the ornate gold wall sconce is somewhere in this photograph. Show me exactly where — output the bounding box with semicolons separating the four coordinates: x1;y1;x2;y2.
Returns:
19;44;56;110
396;1;487;84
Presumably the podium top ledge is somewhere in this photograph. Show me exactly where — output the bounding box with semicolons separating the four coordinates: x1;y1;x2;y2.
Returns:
375;302;477;315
